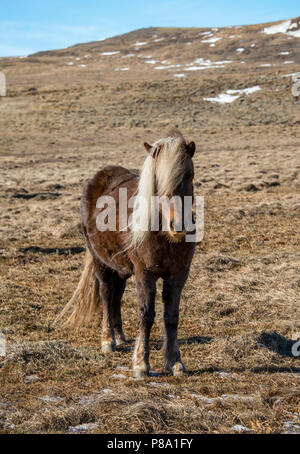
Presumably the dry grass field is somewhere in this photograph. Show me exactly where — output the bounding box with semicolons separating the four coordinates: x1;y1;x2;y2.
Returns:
0;17;300;434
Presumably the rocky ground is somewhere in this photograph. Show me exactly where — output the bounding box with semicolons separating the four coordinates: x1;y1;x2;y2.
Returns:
0;17;300;434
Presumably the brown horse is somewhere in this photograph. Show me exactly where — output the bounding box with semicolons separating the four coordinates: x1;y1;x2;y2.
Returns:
58;129;196;378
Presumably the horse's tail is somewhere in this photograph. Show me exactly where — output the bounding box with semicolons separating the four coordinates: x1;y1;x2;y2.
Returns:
54;248;101;329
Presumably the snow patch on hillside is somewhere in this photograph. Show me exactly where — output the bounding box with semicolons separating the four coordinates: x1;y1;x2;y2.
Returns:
264;20;292;35
263;20;300;38
201;37;221;44
100;51;120;56
204;86;261;104
184;58;232;71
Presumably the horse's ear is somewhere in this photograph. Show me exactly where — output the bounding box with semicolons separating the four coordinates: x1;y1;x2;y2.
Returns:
186;141;195;158
144;142;161;158
144;142;152;154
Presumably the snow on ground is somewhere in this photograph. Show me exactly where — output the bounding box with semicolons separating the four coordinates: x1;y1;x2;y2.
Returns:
288;30;300;38
236;48;245;53
122;53;135;58
284;61;294;64
173;74;186;78
213;60;233;65
260;63;272;67
115;67;129;71
100;51;120;56
204;93;240;103
201;37;221;44
280;51;291;55
282;72;300;78
185;65;225;71
204;86;261;104
135;41;147;46
154;64;181;70
197;58;231;66
227;86;261;95
264;20;292;35
289;23;298;30
183;58;232;71
263;20;300;38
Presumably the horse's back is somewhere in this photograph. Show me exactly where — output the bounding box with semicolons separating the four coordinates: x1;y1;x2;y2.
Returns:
80;165;138;276
81;165;138;226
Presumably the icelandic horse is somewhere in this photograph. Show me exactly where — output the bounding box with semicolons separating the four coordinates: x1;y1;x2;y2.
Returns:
57;129;196;377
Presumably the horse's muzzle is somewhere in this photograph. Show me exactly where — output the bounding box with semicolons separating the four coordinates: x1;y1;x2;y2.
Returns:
165;221;186;243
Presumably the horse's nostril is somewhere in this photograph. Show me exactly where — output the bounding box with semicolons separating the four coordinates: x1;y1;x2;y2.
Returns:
170;220;175;231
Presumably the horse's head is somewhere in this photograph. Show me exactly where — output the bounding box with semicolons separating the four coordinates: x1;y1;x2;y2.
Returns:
136;129;196;244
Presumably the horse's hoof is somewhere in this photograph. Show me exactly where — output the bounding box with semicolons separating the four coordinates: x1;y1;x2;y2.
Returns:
115;334;127;346
172;362;187;377
101;342;115;354
132;366;149;379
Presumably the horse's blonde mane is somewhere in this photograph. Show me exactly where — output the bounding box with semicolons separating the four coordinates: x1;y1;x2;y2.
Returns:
130;134;186;249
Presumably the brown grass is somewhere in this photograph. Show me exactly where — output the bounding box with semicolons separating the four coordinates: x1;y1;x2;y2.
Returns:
1;22;300;434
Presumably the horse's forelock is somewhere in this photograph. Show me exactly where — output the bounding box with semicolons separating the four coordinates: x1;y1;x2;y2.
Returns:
130;133;187;249
154;136;187;197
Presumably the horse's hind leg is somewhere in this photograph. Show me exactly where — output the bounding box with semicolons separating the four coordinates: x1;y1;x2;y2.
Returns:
112;272;127;346
94;261;116;354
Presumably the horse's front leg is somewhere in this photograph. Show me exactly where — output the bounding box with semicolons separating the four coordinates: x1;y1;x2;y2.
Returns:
132;272;156;378
162;277;187;376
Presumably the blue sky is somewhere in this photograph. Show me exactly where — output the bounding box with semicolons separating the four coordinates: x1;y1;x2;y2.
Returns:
0;0;299;56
